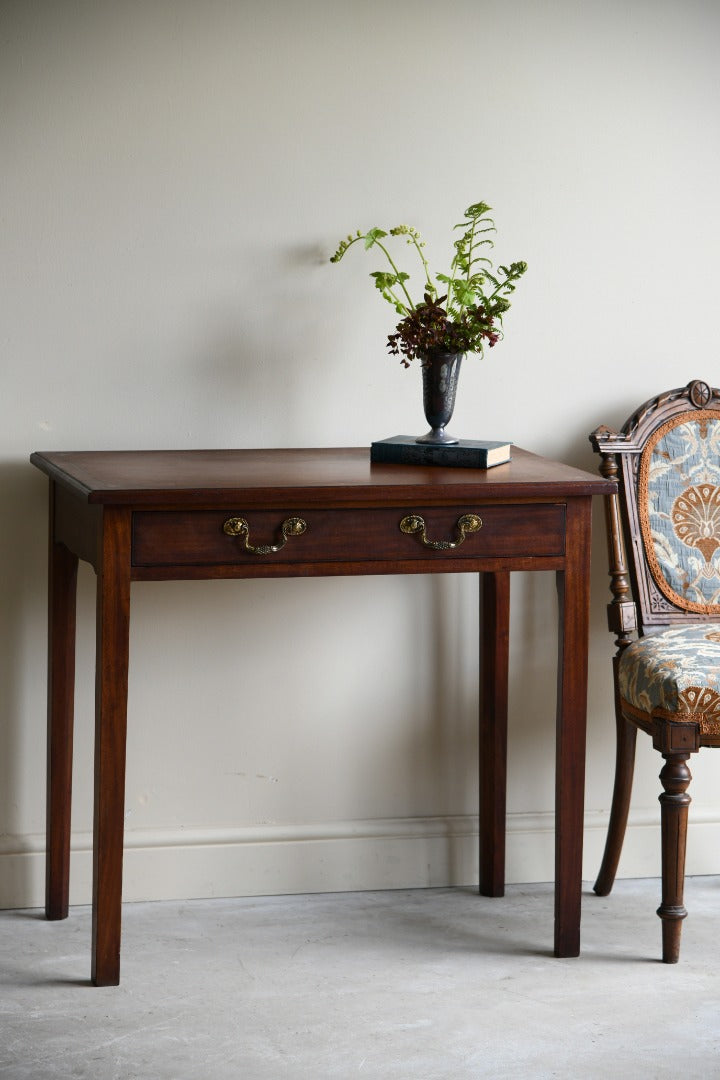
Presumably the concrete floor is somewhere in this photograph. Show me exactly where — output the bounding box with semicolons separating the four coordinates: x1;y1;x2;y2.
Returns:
1;879;719;1080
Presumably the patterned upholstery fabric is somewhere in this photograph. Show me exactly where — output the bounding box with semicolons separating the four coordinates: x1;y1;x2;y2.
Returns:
619;623;720;733
639;412;720;613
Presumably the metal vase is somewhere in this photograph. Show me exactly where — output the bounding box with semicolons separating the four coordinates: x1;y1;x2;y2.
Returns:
416;350;463;445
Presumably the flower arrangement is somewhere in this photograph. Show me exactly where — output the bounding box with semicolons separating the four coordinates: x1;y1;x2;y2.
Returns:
330;201;527;367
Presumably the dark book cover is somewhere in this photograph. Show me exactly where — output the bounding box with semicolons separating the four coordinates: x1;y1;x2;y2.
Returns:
370;436;512;469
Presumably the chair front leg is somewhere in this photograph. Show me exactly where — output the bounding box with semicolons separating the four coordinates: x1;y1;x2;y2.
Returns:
594;663;637;896
657;752;692;964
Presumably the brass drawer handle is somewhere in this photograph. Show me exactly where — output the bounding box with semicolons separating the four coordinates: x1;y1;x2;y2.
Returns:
223;516;307;555
399;512;482;550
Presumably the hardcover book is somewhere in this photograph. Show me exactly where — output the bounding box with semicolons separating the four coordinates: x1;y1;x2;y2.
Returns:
370;436;512;469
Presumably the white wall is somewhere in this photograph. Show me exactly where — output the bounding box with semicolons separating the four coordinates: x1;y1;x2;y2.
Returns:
2;0;720;908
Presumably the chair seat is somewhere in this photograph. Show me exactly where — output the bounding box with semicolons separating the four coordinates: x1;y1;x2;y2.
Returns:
619;623;720;732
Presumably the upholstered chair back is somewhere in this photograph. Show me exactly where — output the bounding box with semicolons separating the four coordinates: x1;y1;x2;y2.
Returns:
640;412;720;615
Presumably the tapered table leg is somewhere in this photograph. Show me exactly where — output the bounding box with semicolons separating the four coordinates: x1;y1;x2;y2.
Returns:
554;497;592;958
91;508;131;987
479;571;510;897
46;488;79;920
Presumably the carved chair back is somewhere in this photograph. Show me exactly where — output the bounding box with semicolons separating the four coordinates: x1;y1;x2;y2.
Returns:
591;380;720;647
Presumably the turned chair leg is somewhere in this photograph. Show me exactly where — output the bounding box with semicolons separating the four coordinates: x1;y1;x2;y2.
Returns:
594;707;637;896
657;753;692;964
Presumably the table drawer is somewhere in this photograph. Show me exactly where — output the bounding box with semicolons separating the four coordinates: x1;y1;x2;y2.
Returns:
132;504;566;567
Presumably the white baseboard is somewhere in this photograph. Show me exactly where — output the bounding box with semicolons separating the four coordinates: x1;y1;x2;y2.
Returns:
2;810;720;910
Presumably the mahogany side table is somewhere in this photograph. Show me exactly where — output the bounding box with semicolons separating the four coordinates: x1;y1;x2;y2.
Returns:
30;446;614;985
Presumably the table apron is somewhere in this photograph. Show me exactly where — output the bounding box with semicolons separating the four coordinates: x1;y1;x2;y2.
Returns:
130;554;567;581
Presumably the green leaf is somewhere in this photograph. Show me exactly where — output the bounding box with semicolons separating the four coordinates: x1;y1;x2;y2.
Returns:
364;227;387;249
453;282;477;306
464;201;492;219
370;271;397;289
466;253;492;269
502;260;528;277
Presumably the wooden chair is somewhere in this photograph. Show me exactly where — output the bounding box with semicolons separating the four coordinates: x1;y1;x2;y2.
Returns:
591;379;720;962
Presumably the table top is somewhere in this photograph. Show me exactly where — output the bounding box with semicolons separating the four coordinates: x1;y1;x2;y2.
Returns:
30;446;615;507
